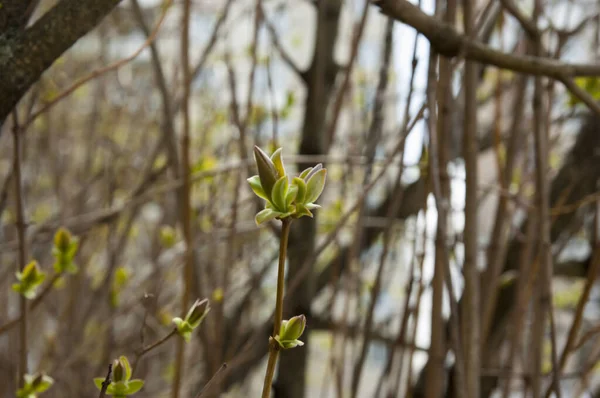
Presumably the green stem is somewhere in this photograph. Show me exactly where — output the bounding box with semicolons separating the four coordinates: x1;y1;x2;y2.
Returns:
261;218;291;398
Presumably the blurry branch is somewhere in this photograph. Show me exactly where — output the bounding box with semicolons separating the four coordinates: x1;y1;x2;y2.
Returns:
546;217;600;396
172;0;193;395
372;0;600;114
131;0;180;171
12;113;29;387
195;363;228;398
22;0;173;130
266;56;281;146
372;0;600;76
325;1;369;149
0;273;63;335
132;328;177;374
529;0;557;392
310;315;429;353
499;0;600;119
0;0;125;127
462;0;481;395
172;0;234;114
375;19;422;397
262;10;306;81
0;170;14;224
189;0;234;82
350;18;395;397
481;74;527;342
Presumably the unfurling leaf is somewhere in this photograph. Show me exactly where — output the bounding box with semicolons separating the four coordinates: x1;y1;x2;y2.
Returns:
253;146;279;198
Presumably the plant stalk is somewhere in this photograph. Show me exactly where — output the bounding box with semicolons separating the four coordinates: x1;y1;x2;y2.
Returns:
12;113;28;387
172;0;192;396
261;218;291;398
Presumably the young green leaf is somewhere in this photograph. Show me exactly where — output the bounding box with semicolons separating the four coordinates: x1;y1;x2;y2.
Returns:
253;146;278;198
285;185;298;208
304;163;323;181
93;378;105;390
124;380;144;395
271;176;289;212
294;204;313;218
270;148;286;178
305;168;327;204
299;166;313;180
247;175;270;201
255;208;281;225
292;177;307;204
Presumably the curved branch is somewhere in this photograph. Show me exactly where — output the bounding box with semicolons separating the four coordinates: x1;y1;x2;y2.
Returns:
372;0;600;77
0;0;123;126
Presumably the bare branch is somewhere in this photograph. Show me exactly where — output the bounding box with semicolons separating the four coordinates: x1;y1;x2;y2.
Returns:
0;0;124;126
372;0;600;77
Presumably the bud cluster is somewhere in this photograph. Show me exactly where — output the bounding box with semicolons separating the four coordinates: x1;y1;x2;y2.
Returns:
93;356;144;397
274;314;307;350
248;146;327;225
52;227;79;274
12;261;46;299
17;373;54;398
172;298;210;342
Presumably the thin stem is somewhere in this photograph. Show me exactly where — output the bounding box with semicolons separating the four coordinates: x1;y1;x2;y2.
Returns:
172;0;192;396
273;219;291;337
462;0;481;396
99;363;113;398
261;218;292;398
262;345;280;398
12;112;28;387
132;328;177;375
0;273;62;336
195;363;228;398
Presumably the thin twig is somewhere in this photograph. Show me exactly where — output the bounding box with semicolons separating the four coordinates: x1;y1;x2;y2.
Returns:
0;272;61;336
195;363;228;398
12;111;29;387
262;8;305;79
172;0;193;395
349;17;395;397
23;0;174;129
98;363;113;398
462;0;481;396
132;329;177;375
375;0;600;114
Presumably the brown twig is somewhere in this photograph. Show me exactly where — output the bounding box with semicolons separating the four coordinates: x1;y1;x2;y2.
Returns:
462;0;481;396
349;17;395;397
0;272;62;336
195;363;228;398
529;0;561;395
374;0;600;114
22;0;173;130
12;111;29;387
132;328;177;374
324;0;370;149
98;363;113;398
172;0;193;395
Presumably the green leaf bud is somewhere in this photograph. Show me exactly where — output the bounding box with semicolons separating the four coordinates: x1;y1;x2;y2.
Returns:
253;146;279;199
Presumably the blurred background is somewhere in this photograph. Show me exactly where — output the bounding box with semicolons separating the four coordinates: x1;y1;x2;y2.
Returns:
1;0;600;396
